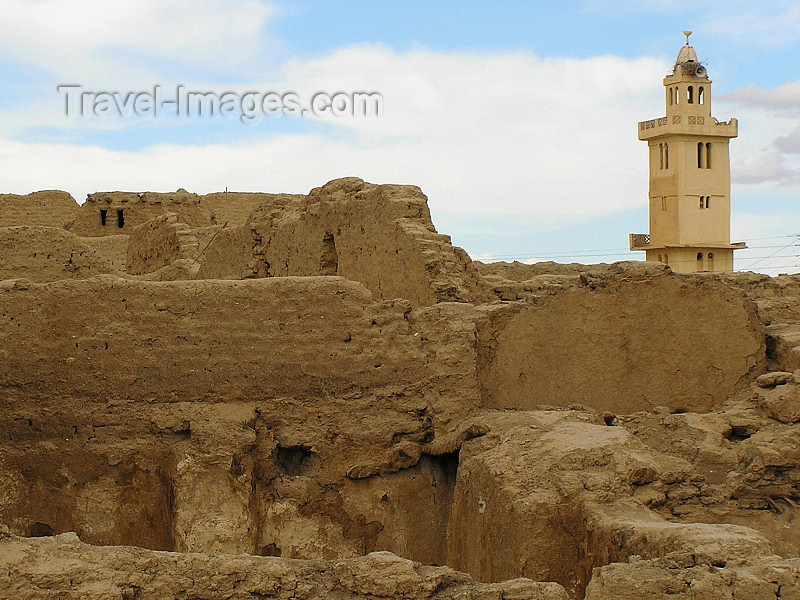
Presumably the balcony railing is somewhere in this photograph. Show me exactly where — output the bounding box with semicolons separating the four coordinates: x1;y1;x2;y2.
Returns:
638;116;736;131
629;233;650;250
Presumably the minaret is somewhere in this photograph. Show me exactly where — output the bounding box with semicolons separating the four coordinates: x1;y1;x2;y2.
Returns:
630;31;746;273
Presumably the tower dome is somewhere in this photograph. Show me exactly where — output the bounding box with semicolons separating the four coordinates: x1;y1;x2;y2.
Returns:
676;43;699;65
674;31;705;77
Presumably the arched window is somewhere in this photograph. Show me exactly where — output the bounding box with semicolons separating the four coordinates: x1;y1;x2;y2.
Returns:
674;87;679;105
659;143;664;169
705;196;710;209
688;86;694;104
697;252;704;271
668;88;673;105
698;86;705;105
705;142;712;169
708;252;715;271
700;197;704;209
664;143;669;169
657;254;662;263
664;254;669;266
661;197;667;211
697;142;704;168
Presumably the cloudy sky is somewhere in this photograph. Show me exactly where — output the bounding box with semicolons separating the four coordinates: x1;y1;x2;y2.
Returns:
1;0;799;274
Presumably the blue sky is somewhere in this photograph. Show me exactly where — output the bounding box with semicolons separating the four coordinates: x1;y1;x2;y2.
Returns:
1;0;799;274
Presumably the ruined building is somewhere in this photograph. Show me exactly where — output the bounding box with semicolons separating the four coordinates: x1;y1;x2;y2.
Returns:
1;174;800;600
630;32;746;273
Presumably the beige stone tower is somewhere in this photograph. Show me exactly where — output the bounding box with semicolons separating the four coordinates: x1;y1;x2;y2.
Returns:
630;32;745;273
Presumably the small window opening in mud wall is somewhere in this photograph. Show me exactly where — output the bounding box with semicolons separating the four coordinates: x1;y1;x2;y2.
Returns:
320;231;338;275
99;209;107;226
276;445;313;477
116;209;125;228
29;522;54;537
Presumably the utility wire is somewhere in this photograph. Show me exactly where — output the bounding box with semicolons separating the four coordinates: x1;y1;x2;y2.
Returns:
476;244;797;261
472;235;800;263
738;236;799;271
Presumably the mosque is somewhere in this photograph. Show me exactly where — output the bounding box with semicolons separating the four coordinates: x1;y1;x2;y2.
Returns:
630;32;746;273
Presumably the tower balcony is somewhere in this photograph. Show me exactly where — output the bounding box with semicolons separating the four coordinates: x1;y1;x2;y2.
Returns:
629;233;650;250
629;234;747;252
638;116;737;140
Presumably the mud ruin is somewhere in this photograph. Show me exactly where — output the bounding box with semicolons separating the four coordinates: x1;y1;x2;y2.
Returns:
1;177;799;599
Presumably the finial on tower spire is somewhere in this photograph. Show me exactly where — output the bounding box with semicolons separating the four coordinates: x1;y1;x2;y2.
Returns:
683;30;692;45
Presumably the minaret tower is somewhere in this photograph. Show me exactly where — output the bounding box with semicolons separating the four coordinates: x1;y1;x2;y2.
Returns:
630;31;746;273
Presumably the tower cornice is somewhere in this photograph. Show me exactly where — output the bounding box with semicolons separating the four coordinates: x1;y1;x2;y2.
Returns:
638;116;737;141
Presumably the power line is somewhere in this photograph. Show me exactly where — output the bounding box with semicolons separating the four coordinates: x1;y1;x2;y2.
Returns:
739;237;799;271
476;244;797;261
749;255;799;273
472;235;800;263
475;249;796;262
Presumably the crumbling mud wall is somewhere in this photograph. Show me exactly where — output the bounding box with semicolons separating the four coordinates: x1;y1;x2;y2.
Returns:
0;535;571;600
743;274;800;374
0;226;115;282
4;179;800;600
81;234;129;272
447;412;651;596
0;275;482;560
623;398;800;562
196;223;268;279
0;276;480;410
0;191;79;228
478;264;766;414
200;191;304;227
70;190;302;238
447;408;798;599
198;178;487;306
126;213;200;275
584;555;800;600
71;190;213;236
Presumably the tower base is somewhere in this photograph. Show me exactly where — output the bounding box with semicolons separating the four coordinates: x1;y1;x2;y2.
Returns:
645;247;736;273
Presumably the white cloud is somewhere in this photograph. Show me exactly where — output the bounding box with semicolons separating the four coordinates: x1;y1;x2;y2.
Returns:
718;82;800;186
776;126;800;154
0;0;276;84
720;82;800;114
731;151;800;185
